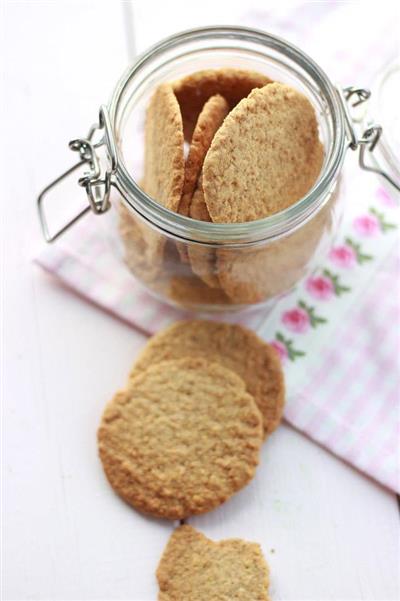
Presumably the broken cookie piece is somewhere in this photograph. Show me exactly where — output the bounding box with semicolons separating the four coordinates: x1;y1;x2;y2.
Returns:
157;525;270;601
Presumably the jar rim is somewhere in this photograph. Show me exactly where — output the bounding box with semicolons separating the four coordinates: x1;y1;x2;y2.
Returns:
109;26;347;244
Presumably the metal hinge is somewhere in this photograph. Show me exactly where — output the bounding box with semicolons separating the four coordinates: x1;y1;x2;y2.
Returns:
37;105;117;242
338;86;400;192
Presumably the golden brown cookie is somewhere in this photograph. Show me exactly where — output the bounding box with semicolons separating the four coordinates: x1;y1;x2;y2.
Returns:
178;94;229;218
98;358;263;519
189;176;211;222
188;243;219;288
118;203;164;280
176;94;228;263
130;320;285;435
118;203;186;283
218;245;306;304
141;83;185;266
203;82;324;223
218;184;338;303
144;83;185;210
173;68;272;140
167;275;229;307
187;177;220;288
157;525;270;601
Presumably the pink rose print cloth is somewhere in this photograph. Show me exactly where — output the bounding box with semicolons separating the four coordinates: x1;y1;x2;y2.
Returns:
282;308;310;333
262;174;399;493
353;214;380;237
270;339;289;363
329;245;357;268
306;276;335;300
377;187;398;208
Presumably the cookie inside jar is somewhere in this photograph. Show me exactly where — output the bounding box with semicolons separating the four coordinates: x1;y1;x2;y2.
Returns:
117;66;339;311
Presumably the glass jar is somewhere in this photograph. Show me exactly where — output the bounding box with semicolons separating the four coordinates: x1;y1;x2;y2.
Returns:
38;27;398;313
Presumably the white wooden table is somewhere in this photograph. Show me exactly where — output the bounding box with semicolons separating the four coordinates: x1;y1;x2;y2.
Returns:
3;3;399;600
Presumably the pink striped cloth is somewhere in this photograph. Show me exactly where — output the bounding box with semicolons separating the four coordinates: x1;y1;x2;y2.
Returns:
279;246;400;490
36;4;400;492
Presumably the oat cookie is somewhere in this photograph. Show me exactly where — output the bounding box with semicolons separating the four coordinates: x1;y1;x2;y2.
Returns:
130;320;285;435
178;94;229;218
141;83;185;266
118;204;187;283
203;82;324;223
118;204;164;280
188;242;219;288
157;525;270;601
189;176;211;222
187;177;220;288
218;245;307;304
218;186;337;303
173;68;272;140
144;83;184;210
98;358;263;519
168;275;229;307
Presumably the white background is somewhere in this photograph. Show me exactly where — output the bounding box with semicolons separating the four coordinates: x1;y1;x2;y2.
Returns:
2;2;400;600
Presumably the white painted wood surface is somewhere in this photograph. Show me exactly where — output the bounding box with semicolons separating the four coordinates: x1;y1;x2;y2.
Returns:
2;2;399;600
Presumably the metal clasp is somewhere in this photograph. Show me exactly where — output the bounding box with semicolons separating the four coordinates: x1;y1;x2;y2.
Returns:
338;86;400;192
37;105;117;242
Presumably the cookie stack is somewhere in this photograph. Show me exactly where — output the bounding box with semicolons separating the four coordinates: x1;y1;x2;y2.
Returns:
98;320;284;520
119;68;325;307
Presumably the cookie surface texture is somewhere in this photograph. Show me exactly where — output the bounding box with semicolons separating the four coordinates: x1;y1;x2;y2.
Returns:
203;82;324;223
189;176;211;222
173;68;272;140
130;320;285;435
187;177;220;288
217;186;337;303
217;244;306;304
118;203;164;280
178;94;229;218
139;83;185;267
167;275;229;307
188;241;219;288
157;525;270;601
143;83;185;211
98;358;263;519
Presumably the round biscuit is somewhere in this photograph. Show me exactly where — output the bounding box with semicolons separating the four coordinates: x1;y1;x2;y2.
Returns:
167;275;229;307
173;68;272;140
118;203;164;280
202;82;324;223
189;177;211;222
217;185;337;303
143;83;184;211
130;320;285;435
142;83;185;266
178;94;229;218
98;357;263;519
187;177;220;288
